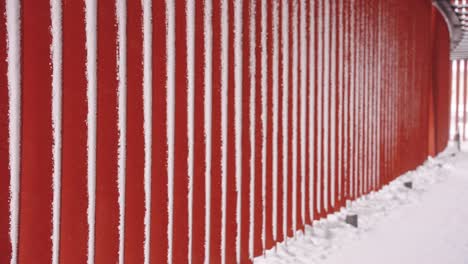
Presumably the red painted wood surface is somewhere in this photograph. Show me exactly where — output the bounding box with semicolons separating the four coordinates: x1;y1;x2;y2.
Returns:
150;0;169;263
60;0;88;262
1;1;454;263
240;0;252;262
18;0;54;262
191;1;207;263
124;0;145;262
210;0;223;262
173;1;189;263
95;0;120;262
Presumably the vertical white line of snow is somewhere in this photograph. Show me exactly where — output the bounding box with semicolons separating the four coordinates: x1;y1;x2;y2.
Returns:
271;0;279;242
342;0;348;202
323;0;329;210
375;2;380;189
6;0;20;263
166;1;175;262
460;62;465;133
50;0;63;262
337;0;343;202
281;0;289;240
143;0;153;263
85;0;97;262
248;0;256;258
234;0;243;261
116;0;127;262
261;0;268;249
349;0;355;198
186;0;194;262
291;0;298;233
220;0;228;262
316;0;322;214
452;60;457;136
308;0;315;222
299;0;307;225
329;0;336;207
204;0;213;262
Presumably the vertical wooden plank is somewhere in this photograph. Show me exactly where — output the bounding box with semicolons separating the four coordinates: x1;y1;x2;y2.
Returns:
150;0;169;262
192;0;207;263
265;0;274;249
254;0;263;255
312;0;320;219
0;0;11;262
173;0;189;263
226;0;239;261
18;0;53;262
95;0;120;262
60;0;89;262
210;0;223;261
240;0;252;261
124;0;145;261
301;1;314;225
276;0;285;242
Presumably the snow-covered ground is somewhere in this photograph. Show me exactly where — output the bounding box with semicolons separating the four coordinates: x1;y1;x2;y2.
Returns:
255;143;468;264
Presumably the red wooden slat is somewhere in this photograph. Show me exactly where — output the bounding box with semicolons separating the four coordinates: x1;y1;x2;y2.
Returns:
18;0;53;262
124;0;145;262
254;0;263;255
95;0;120;262
60;0;88;262
276;0;285;242
173;1;189;263
192;1;207;262
150;0;169;262
226;0;238;261
240;0;252;261
210;0;223;261
265;0;275;249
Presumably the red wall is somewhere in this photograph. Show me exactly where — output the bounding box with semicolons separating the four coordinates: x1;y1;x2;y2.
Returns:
0;0;452;263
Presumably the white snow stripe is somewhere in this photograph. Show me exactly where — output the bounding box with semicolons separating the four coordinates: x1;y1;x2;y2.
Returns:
330;0;336;207
316;0;323;214
186;0;194;262
248;0;257;258
143;0;153;263
261;0;268;250
6;0;21;263
323;0;329;210
50;0;63;262
166;1;175;262
281;0;289;240
204;0;213;262
116;0;127;262
85;0;97;262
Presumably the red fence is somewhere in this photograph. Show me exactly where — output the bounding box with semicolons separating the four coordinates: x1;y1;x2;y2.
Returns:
0;0;451;263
